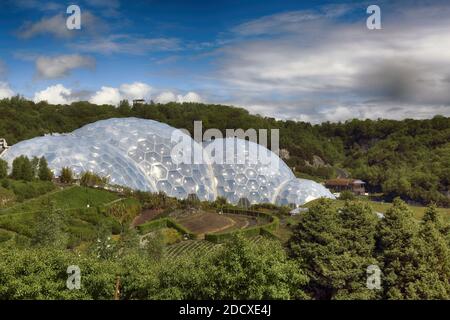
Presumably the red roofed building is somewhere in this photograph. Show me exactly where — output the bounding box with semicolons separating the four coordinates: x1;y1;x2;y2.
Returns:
325;178;366;195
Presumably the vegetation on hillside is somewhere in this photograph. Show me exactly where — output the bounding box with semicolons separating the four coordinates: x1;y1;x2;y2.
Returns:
1;97;448;206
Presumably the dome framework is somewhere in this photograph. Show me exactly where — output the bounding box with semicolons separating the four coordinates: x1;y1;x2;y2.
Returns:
1;118;334;206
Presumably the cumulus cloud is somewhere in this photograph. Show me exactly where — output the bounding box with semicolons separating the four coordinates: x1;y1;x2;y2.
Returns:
0;82;14;99
213;2;450;122
119;82;153;100
87;82;201;106
33;84;73;104
89;86;122;105
177;92;202;103
154;91;202;104
89;82;157;105
35;54;95;79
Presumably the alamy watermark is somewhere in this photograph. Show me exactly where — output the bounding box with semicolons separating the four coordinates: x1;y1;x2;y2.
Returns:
66;265;81;290
66;5;81;30
367;5;382;30
169;121;280;167
366;264;382;290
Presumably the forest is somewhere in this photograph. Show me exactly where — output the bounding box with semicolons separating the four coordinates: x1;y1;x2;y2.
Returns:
0;96;449;206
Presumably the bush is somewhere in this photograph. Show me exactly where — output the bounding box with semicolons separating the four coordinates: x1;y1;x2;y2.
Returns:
339;190;355;200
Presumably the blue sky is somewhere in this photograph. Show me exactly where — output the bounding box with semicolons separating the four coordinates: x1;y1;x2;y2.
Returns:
0;0;449;122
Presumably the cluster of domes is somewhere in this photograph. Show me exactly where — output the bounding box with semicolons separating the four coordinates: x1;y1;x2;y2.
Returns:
1;118;334;207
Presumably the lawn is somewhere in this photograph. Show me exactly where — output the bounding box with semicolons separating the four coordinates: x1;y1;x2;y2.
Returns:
0;186;123;247
0;186;118;215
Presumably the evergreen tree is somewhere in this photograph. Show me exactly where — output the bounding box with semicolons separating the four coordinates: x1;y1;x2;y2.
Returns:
376;198;423;299
289;199;380;299
411;205;450;299
288;199;344;299
38;157;53;181
334;201;379;299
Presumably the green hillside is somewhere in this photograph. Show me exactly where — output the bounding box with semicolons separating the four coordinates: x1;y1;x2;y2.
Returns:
0;97;449;206
0;186;122;247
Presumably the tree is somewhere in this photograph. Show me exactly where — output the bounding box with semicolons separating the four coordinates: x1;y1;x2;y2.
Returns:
376;198;423;299
11;156;33;181
289;199;379;299
80;171;108;187
150;235;308;300
60;167;73;184
30;156;39;178
0;158;7;179
411;206;450;299
31;200;67;248
38;157;53;181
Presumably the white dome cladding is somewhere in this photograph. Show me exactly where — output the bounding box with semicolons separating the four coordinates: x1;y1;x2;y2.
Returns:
71;118;216;201
2;135;151;191
275;178;335;207
2;117;335;206
203;137;295;205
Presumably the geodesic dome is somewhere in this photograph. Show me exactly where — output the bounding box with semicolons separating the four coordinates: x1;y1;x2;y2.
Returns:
203;137;295;205
1;118;335;206
275;178;335;207
1;134;151;191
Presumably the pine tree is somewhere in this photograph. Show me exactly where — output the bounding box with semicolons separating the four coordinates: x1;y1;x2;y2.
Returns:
334;201;379;299
376;198;423;299
289;199;382;299
411;205;450;299
288;199;344;299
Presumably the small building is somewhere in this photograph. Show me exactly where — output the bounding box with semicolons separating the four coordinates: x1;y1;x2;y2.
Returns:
132;99;145;106
325;178;366;195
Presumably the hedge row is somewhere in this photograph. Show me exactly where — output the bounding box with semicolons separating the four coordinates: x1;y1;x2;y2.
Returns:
205;208;279;243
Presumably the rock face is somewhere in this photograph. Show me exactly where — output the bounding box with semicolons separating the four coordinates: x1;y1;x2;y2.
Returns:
2;118;335;206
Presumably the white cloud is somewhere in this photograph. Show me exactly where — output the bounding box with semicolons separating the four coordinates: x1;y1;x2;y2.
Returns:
0;82;14;99
72;35;180;55
177;92;202;103
154;91;176;104
36;54;95;79
119;82;152;100
33;84;73;104
154;91;202;104
213;3;450;122
89;86;122;105
31;82;201;107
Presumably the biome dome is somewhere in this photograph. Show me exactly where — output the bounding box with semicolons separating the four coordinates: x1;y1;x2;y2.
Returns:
1;118;335;206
